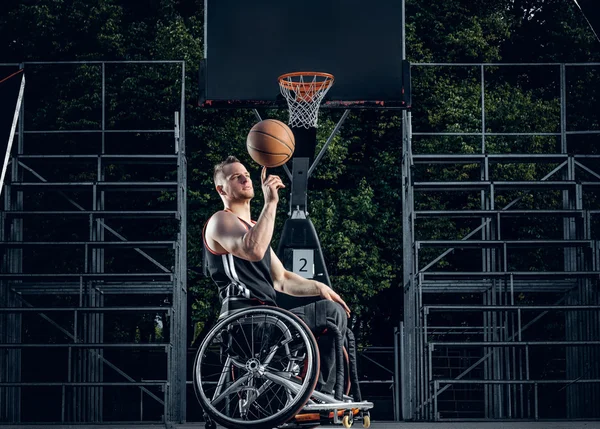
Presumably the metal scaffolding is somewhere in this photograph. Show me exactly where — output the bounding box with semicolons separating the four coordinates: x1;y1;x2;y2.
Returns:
0;61;187;424
402;63;600;421
3;59;599;425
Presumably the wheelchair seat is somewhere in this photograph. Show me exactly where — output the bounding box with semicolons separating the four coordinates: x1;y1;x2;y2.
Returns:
193;306;372;429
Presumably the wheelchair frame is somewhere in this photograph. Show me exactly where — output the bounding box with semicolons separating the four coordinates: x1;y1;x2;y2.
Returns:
193;306;373;429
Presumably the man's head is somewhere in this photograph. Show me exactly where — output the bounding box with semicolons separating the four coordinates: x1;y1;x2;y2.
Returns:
213;156;254;203
213;156;240;186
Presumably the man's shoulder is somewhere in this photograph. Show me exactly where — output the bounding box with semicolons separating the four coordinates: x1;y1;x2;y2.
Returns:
206;210;246;235
206;210;226;229
207;210;237;225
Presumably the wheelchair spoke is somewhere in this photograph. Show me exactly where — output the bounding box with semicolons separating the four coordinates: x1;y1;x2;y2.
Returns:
260;381;289;413
270;326;290;354
230;323;252;360
200;359;245;373
236;319;252;353
213;355;231;401
255;379;273;397
256;379;289;415
245;403;262;421
251;314;255;358
211;374;251;406
267;348;306;373
259;314;268;359
236;381;283;421
261;344;280;367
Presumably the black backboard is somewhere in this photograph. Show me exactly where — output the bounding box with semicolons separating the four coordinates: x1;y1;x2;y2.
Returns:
200;0;410;108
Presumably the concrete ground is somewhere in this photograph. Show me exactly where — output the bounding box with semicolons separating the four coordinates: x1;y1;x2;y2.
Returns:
3;422;600;429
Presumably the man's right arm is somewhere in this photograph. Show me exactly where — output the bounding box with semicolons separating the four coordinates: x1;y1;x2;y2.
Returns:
206;203;278;261
206;167;284;262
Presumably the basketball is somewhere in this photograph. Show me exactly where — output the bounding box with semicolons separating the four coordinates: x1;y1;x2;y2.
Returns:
246;119;295;168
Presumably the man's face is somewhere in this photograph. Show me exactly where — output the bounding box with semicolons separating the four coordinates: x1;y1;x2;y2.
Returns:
218;162;254;201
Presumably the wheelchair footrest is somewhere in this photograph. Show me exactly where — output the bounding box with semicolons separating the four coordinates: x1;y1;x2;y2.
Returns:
302;401;373;412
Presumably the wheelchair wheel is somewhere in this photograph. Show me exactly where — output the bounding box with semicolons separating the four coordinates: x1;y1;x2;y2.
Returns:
193;306;320;429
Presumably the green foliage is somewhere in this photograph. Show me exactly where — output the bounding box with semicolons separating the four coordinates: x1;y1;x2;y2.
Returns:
2;0;598;348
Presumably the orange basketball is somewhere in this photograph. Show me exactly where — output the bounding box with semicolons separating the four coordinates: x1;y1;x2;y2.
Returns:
246;119;295;168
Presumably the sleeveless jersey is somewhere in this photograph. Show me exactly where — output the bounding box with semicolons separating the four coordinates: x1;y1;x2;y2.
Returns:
203;210;277;317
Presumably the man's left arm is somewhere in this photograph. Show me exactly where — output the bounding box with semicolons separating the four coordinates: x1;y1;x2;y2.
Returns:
270;249;351;316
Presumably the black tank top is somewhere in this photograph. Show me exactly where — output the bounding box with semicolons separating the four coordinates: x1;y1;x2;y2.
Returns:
203;210;277;317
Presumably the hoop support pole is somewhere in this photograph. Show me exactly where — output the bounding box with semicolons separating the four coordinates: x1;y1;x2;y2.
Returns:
307;109;351;178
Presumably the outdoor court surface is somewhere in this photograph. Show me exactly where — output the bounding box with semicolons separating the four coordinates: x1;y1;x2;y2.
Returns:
3;422;600;429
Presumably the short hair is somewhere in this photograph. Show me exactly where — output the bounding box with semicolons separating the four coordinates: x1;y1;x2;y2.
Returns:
213;156;241;185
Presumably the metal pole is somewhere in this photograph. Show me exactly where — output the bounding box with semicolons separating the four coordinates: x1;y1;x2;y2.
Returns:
560;64;567;154
394;324;401;421
481;65;485;154
534;382;539;420
102;62;105;154
13;62;25;423
433;380;438;421
399;321;405;420
177;60;188;422
307;109;350;178
401;0;405;61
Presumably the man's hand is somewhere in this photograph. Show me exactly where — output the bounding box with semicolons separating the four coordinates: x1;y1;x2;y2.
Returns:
317;282;351;318
261;166;285;205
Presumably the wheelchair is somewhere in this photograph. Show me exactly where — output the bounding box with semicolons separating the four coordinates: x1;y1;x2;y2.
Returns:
193;306;373;429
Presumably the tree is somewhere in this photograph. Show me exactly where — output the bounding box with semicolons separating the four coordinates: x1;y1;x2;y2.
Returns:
1;0;598;350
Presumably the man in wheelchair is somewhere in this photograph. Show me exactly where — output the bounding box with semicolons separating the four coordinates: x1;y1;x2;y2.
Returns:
195;156;372;429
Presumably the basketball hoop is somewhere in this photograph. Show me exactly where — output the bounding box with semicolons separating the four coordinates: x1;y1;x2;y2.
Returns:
278;72;334;129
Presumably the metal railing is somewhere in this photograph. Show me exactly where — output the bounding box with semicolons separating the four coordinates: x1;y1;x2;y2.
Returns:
402;62;600;421
0;61;186;424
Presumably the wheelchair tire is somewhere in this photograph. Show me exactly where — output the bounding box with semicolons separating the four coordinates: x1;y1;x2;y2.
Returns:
193;306;320;429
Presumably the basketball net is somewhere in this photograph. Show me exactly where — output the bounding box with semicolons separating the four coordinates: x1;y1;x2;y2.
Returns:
278;72;334;129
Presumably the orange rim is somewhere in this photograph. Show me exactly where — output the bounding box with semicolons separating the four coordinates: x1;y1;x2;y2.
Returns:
278;71;334;91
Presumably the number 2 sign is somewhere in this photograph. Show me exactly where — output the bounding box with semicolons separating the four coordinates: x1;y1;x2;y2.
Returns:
292;249;314;279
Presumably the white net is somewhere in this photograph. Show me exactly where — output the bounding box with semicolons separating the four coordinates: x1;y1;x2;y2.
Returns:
278;73;334;129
